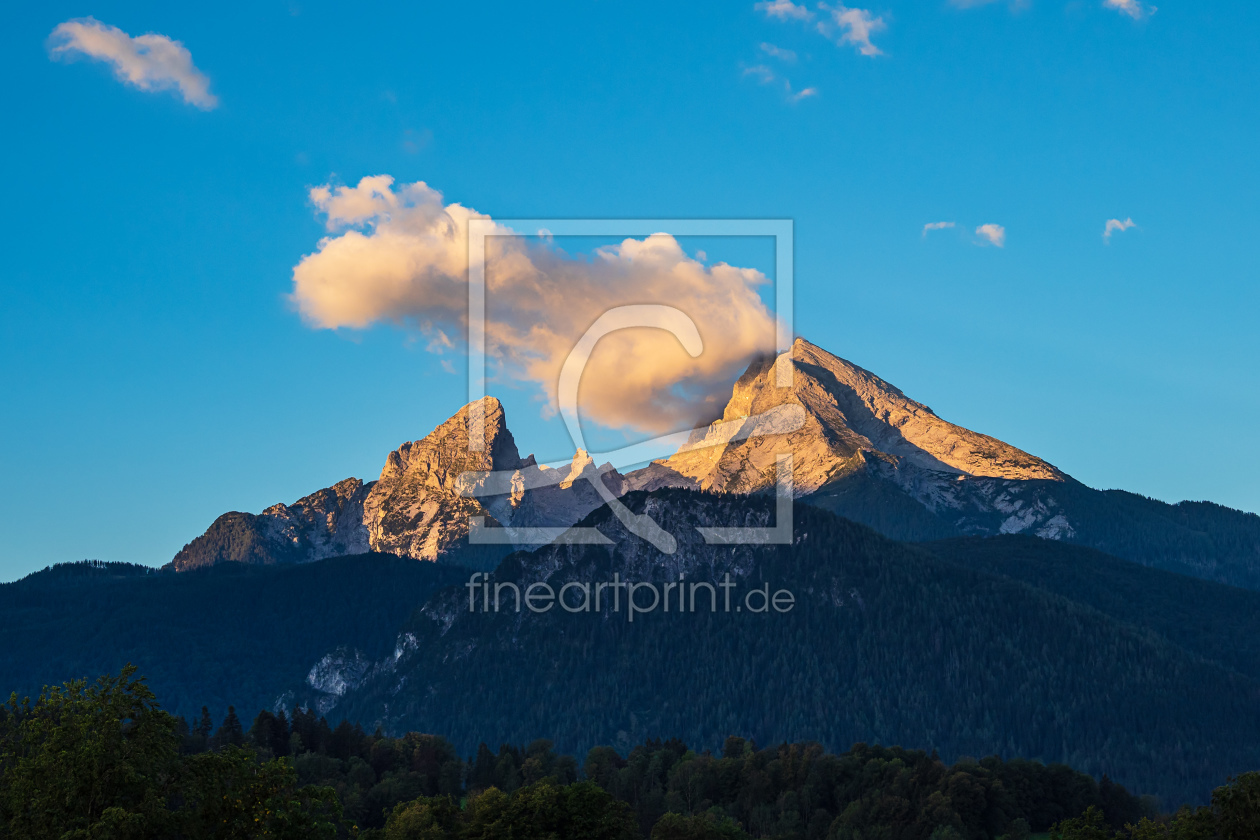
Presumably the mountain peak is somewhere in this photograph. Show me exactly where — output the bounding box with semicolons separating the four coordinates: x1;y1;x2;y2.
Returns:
362;397;531;561
652;337;1064;496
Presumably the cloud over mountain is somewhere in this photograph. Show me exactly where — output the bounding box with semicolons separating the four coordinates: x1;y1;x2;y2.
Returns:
290;177;778;435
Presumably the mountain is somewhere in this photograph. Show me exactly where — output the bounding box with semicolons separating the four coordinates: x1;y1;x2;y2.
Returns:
171;478;372;570
170;336;1260;589
172;398;620;571
12;494;1260;806
291;491;1260;807
648;337;1063;495
633;338;1260;589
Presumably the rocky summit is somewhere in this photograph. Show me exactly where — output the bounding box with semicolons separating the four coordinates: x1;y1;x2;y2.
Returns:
171;397;624;570
632;337;1078;541
650;337;1063;494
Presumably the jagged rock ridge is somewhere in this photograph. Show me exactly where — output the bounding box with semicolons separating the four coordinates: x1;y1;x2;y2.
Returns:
171;478;373;571
172;398;625;569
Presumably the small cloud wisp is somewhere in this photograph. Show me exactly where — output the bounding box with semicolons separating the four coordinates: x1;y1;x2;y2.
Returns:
47;17;217;109
1103;0;1156;19
760;42;799;62
755;0;815;21
1103;217;1137;242
976;224;1006;248
922;221;956;237
816;3;887;57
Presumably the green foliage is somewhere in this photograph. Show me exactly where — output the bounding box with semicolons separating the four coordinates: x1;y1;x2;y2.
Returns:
1210;771;1260;840
1050;806;1112;840
8;665;1260;839
0;664;178;839
383;794;462;839
0;667;348;839
999;817;1031;840
373;781;638;840
177;745;341;839
462;780;639;840
651;811;750;839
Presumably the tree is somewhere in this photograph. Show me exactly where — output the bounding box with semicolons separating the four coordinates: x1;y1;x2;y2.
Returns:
1051;806;1115;840
383;795;460;840
188;704;214;753
1214;771;1260;840
459;780;638;840
0;665;178;840
1001;817;1032;840
176;745;341;839
651;811;750;839
210;705;245;751
471;743;497;792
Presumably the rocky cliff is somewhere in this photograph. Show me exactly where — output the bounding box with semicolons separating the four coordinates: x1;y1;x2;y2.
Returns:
172;397;626;569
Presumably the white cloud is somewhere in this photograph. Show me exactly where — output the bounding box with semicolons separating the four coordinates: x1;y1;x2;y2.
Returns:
47;17;216;109
922;221;956;237
742;63;778;84
742;64;818;103
1103;217;1137;242
950;0;1030;9
817;4;887;57
1103;0;1156;19
976;224;1006;247
760;42;798;62
290;177;779;435
755;0;815;21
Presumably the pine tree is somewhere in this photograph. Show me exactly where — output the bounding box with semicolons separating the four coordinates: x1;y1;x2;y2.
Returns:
210;706;244;751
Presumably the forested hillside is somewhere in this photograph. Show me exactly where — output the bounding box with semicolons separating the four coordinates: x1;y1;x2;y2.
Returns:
324;492;1260;807
0;553;466;717
9;493;1260;808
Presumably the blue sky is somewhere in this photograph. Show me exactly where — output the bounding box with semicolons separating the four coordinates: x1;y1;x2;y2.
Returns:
1;1;1257;581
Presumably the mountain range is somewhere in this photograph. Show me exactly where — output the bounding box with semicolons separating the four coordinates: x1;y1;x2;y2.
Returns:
172;337;1260;590
12;494;1259;807
8;336;1260;809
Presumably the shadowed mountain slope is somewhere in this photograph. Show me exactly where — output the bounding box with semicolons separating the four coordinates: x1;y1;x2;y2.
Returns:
305;492;1260;807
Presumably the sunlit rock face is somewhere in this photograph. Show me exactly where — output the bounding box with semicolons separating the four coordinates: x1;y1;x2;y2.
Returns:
172;398;631;569
361;397;531;561
649;337;1064;495
171;477;374;571
626;338;1074;540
